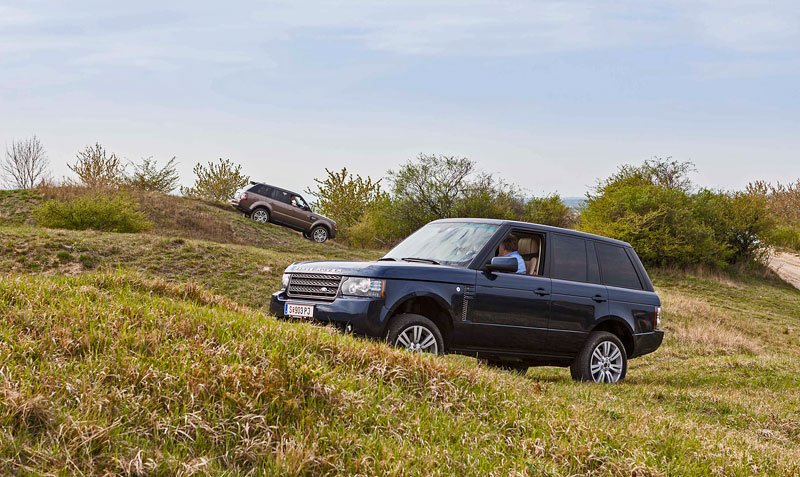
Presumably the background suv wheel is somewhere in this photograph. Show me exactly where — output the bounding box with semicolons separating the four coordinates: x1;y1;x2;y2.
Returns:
385;314;443;355
251;208;270;224
570;331;628;383
310;226;329;243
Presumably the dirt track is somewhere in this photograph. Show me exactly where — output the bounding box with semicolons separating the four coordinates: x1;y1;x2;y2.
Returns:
768;251;800;290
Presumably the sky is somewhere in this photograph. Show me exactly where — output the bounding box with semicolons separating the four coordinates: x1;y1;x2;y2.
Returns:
1;0;798;197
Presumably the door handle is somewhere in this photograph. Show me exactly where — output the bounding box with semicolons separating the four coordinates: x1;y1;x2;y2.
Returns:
533;288;550;296
592;295;607;303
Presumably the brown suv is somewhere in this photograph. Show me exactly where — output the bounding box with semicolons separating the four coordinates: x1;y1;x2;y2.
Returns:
230;182;337;242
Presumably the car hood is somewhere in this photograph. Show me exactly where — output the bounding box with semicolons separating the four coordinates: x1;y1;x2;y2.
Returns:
286;260;476;283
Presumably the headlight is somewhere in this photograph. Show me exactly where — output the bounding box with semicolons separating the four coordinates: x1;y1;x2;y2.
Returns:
341;277;384;298
281;273;291;290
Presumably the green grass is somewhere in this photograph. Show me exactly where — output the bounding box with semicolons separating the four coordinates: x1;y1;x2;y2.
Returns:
1;190;800;475
0;225;378;308
0;189;42;225
1;270;799;475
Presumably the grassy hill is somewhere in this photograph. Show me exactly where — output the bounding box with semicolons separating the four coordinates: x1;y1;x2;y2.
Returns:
1;190;800;475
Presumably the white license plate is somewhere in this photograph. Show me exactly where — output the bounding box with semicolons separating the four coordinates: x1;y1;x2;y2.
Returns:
284;303;314;318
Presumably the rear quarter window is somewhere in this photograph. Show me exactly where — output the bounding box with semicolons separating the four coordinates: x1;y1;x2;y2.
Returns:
551;234;587;282
249;184;271;196
596;243;643;290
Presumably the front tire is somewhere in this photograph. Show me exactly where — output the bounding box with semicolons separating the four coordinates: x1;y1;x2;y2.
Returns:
310;226;329;243
570;331;627;383
385;314;443;355
251;208;270;224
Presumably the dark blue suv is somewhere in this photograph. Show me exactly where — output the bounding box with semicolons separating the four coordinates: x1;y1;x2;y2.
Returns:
271;219;663;383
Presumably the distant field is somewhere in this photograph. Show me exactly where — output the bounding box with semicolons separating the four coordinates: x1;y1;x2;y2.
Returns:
1;191;800;475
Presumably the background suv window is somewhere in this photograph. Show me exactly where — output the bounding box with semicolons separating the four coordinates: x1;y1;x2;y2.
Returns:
250;184;271;196
271;189;292;204
596;243;643;290
551;234;587;282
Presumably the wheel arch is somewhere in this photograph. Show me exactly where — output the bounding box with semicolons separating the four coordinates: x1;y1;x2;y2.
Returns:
591;316;635;358
250;203;273;216
384;292;456;350
310;221;332;235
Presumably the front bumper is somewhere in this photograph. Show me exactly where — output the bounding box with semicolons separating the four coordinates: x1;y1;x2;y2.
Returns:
632;330;664;358
270;291;387;336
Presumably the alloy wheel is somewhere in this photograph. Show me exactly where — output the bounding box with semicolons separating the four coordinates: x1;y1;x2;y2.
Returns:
252;209;269;223
590;341;624;383
312;227;328;242
394;325;438;354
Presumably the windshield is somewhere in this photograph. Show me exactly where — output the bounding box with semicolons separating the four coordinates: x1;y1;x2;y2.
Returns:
383;222;500;268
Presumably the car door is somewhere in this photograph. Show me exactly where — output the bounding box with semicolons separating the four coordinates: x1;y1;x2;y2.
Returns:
269;189;295;225
546;235;609;356
464;230;551;354
285;195;314;229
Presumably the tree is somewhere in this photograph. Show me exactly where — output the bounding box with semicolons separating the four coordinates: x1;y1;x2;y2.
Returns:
389;154;476;222
181;158;249;203
68;143;125;189
454;174;525;220
1;135;49;189
594;157;696;194
524;194;577;228
125;156;180;193
305;167;384;231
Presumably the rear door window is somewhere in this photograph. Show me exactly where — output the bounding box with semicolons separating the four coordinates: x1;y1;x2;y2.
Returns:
551;234;587;282
271;189;292;204
596;243;643;290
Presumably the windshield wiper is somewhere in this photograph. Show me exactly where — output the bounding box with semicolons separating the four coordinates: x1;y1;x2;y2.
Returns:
401;257;440;265
377;257;396;262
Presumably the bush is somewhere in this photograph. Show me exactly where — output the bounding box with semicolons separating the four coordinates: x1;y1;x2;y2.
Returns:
581;159;776;268
181;158;249;203
581;182;723;268
305;168;385;237
125;156;180;193
768;225;800;251
524;194;577;228
34;194;152;233
692;189;774;263
347;196;406;248
68;143;126;189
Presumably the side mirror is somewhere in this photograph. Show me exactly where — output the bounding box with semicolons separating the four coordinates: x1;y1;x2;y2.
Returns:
485;256;519;274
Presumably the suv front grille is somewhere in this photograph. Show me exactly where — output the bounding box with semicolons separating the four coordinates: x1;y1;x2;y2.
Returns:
287;273;342;301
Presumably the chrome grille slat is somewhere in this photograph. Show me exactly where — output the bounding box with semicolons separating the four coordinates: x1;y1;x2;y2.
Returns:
287;273;342;301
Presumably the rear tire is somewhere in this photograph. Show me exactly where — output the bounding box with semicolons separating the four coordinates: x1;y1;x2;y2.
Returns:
570;331;627;383
251;208;270;224
385;314;444;355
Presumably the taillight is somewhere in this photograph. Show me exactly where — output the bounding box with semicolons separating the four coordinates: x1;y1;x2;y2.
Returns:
240;192;248;201
654;306;662;330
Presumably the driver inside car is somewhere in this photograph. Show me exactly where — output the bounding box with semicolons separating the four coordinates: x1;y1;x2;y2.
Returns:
499;236;526;274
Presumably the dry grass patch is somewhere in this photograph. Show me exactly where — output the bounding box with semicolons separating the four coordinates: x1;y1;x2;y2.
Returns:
660;290;763;355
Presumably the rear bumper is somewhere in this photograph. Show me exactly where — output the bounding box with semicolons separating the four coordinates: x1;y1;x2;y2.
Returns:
632;330;664;358
270;291;387;336
230;202;250;214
